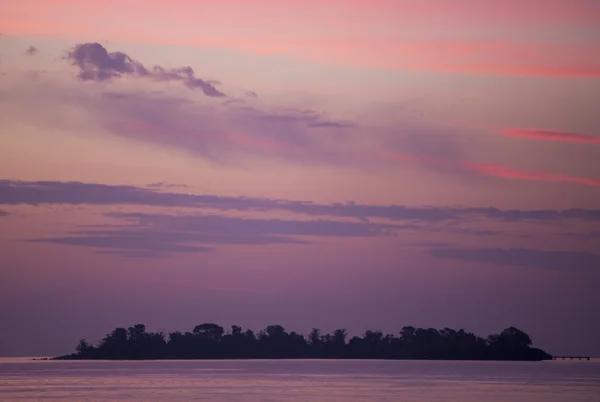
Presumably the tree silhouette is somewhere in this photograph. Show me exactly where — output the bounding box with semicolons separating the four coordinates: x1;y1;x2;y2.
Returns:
59;324;552;361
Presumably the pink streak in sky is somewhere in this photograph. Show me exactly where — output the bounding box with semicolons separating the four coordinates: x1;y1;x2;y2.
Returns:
461;163;600;188
380;153;600;188
7;0;598;25
2;0;599;78
505;128;600;144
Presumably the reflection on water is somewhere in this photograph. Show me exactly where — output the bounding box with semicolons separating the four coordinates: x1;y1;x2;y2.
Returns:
1;358;599;401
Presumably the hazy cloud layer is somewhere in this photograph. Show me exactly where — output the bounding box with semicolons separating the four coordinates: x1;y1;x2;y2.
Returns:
102;91;353;159
61;77;600;187
28;212;404;257
66;43;225;97
30;232;213;258
2;180;600;223
41;88;355;167
562;230;600;239
110;212;404;237
7;46;599;188
428;247;600;272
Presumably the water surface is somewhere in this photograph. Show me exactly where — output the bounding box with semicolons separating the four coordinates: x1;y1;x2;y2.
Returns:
1;358;599;401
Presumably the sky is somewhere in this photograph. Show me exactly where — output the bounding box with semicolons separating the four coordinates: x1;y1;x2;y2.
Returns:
0;0;599;357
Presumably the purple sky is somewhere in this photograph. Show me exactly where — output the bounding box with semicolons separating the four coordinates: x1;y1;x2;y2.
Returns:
0;0;599;357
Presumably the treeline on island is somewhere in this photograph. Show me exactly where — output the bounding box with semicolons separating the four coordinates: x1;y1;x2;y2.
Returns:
56;324;552;361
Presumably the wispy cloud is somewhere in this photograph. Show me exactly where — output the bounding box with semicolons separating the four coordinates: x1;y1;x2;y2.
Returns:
428;247;600;272
2;180;600;223
65;89;357;166
47;80;600;187
66;43;225;97
505;128;600;145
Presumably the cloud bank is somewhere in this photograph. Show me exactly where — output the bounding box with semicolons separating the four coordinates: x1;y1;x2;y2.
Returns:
2;180;599;223
29;212;406;257
428;247;600;272
8;181;596;261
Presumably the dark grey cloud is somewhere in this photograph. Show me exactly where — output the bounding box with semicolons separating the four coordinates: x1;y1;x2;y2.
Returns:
427;247;600;272
65;43;225;97
146;182;188;189
248;108;353;133
254;108;352;129
259;109;320;124
30;231;213;258
66;42;149;81
222;98;245;106
28;212;403;257
451;228;500;236
308;121;355;128
2;179;600;224
25;46;38;56
0;210;9;217
0;180;184;206
561;231;600;239
151;66;224;96
110;212;403;237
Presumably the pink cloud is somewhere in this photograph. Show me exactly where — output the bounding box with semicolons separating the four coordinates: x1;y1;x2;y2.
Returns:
462;162;600;188
378;152;600;188
505;128;600;144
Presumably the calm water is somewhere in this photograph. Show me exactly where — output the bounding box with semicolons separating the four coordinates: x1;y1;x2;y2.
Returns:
1;358;599;401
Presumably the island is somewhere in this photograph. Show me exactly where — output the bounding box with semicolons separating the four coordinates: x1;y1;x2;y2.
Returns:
54;324;552;361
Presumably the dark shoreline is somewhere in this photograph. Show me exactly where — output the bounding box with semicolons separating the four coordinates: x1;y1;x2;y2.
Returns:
52;356;551;362
54;323;554;362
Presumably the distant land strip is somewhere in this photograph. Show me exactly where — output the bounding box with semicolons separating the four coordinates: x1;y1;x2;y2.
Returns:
55;324;553;361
